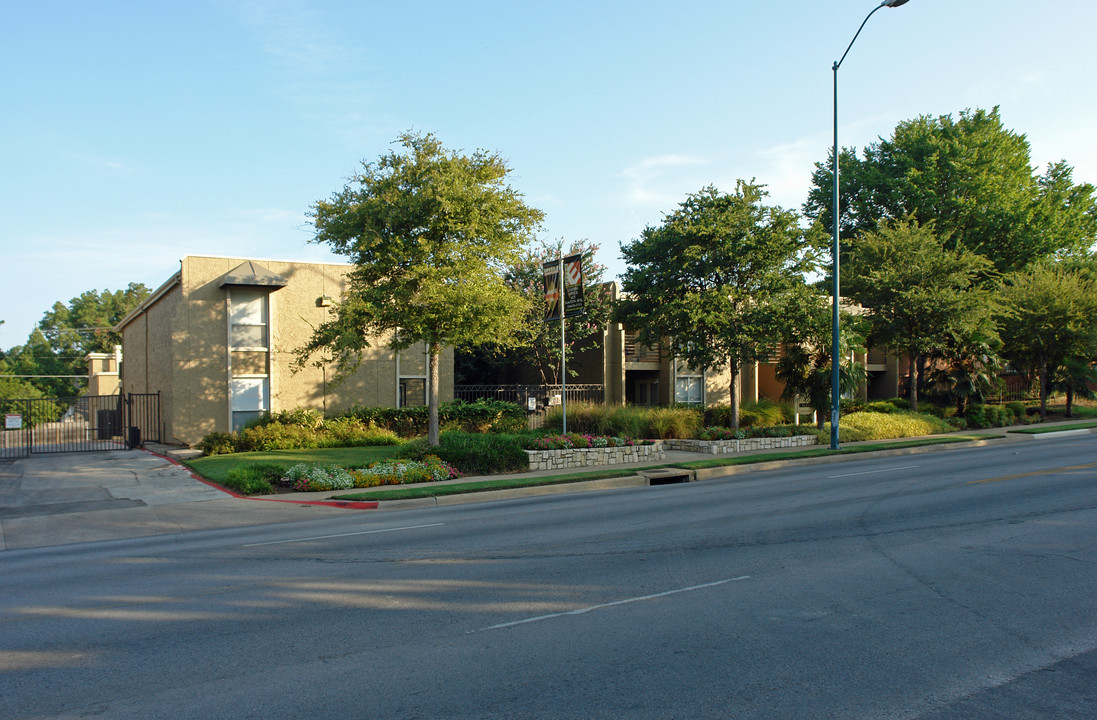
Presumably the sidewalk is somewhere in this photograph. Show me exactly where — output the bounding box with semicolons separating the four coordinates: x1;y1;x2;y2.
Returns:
2;421;1091;551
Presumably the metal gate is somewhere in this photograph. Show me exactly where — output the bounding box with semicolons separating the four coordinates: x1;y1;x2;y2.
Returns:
0;393;160;459
454;384;604;430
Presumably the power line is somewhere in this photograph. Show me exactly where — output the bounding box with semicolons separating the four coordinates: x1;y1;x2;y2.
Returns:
0;374;87;378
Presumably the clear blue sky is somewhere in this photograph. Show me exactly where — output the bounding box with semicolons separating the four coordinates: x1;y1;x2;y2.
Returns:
2;0;1094;350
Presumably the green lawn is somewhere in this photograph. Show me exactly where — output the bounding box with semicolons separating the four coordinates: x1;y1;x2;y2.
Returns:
185;445;403;483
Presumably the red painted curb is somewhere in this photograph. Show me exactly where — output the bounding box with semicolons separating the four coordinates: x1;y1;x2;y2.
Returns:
141;448;379;510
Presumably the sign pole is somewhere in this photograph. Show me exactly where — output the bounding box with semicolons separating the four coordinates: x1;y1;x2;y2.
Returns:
560;256;567;435
545;252;584;437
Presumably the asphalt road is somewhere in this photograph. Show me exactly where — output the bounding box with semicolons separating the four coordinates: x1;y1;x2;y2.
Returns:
1;435;1095;719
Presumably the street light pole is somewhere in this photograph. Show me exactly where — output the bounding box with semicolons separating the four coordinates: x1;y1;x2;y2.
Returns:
830;0;910;451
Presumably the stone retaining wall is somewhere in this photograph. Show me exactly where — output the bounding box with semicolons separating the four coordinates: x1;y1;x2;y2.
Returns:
525;443;665;471
663;435;817;455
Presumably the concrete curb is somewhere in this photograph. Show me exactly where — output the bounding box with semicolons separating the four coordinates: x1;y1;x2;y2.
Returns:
1008;428;1095;440
374;475;651;510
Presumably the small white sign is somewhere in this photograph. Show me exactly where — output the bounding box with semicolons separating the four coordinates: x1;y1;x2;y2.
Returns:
548;394;562;407
5;414;22;430
527;397;538;411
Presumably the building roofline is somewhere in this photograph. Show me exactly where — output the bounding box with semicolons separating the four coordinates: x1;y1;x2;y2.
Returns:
114;254;355;332
181;253;352;268
114;270;181;332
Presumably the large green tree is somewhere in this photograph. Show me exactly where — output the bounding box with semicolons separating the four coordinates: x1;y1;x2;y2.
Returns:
996;264;1097;420
843;220;995;412
1;284;149;397
615;182;822;428
805;107;1097;273
297;132;544;445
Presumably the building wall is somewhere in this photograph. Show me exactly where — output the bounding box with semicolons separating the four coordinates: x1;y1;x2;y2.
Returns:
119;255;454;447
175;257;234;444
603;322;624;405
704;362;733;408
148;285;180;441
119;277;181;443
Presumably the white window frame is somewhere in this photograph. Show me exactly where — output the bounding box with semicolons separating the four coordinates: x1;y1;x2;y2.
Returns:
395;341;430;408
230;377;269;431
674;374;704;405
227;287;271;429
672;356;705;406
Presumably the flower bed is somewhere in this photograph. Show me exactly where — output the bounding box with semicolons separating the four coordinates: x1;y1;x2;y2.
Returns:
524;443;664;471
282;455;461;492
663;435;817;455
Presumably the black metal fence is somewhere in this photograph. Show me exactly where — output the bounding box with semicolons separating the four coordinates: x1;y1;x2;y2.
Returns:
454;384;604;429
984;373;1040;404
0;393;160;458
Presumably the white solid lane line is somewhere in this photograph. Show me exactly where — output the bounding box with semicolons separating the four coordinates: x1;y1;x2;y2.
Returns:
476;576;752;632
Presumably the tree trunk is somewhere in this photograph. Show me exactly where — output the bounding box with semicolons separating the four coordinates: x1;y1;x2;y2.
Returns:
428;344;441;446
1066;383;1074;418
1039;354;1048;421
909;352;920;413
729;363;740;430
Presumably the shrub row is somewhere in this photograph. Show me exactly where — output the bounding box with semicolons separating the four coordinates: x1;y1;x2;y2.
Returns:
197;417;402;456
706;399;795;428
541;403;701;439
953;402;1033;429
196;399;526;455
546;400;818;439
339;399;526;436
397;431;531;475
836;411;955;440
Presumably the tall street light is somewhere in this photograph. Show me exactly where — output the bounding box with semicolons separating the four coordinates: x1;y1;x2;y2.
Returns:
830;0;910;450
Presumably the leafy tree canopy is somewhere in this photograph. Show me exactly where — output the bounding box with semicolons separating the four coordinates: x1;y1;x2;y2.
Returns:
996;263;1097;419
806;107;1097;273
297;131;544;444
615;181;824;427
1;284;149;397
843;220;995;411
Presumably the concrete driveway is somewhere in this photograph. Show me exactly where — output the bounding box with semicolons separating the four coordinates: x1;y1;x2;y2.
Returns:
0;449;351;551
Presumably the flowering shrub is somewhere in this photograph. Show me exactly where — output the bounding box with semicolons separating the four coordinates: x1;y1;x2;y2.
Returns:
284;463;356;492
524;433;647;451
349;455;461;488
698;426;746;441
283;456;460;492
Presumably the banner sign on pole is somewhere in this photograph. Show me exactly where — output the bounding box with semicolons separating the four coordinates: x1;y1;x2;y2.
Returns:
542;261;562;322
563;253;584;318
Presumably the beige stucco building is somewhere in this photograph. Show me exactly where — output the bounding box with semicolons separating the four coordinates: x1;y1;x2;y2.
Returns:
115;255;454;447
